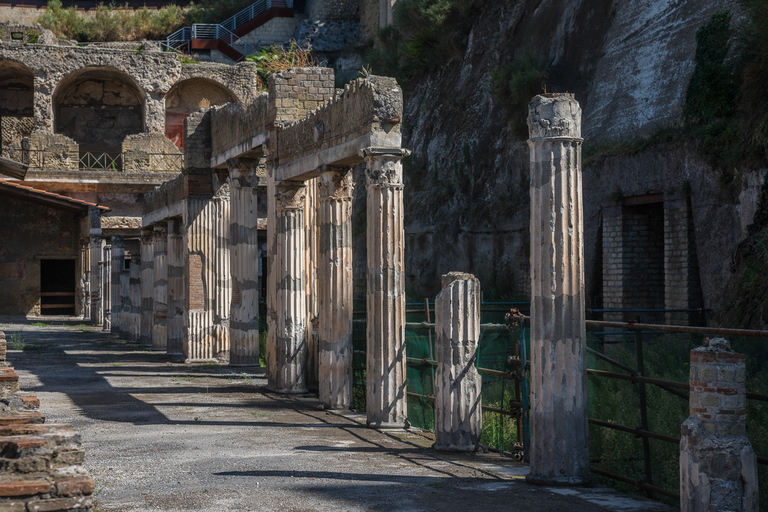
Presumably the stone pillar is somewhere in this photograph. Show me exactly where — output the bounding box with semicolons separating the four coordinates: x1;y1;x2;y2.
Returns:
681;338;758;512
152;224;168;350
129;255;141;341
268;181;308;393
89;236;103;326
228;158;261;366
167;219;184;355
526;94;589;485
317;167;354;409
360;147;410;428
119;255;131;339
140;230;154;346
434;272;482;451
103;244;111;332
110;236;124;336
266;161;278;374
305;178;319;390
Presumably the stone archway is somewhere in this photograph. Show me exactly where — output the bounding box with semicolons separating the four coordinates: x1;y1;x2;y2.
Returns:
165;78;239;149
0;60;34;161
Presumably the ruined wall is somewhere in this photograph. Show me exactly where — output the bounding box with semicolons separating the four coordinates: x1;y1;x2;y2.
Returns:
210;96;269;158
0;194;79;315
0;116;33;160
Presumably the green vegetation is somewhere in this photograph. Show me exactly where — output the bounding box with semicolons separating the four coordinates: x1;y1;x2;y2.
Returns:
36;0;259;43
8;334;26;351
489;52;549;138
366;0;478;85
30;322;49;327
244;42;317;90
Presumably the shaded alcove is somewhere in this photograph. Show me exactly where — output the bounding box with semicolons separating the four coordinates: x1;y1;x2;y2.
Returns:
165;78;238;149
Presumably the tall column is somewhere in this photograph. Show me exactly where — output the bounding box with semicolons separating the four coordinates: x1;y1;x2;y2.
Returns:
305;178;319;390
268;181;308;393
128;255;141;341
228;157;261;366
152;224;168;350
89;236;103;326
681;338;758;511
79;240;90;320
167;219;184;355
317;167;354;409
140;230;154;346
103;244;111;332
110;236;124;336
361;147;410;428
526;93;589;485
266;160;277;379
434;272;482;451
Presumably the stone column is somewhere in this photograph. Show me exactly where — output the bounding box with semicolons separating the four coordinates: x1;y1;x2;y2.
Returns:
305;178;319;390
228;158;261;366
167;219;184;355
266;161;278;375
361;147;410;428
140;230;154;346
434;272;482;450
681;338;758;512
110;236;124;336
129;255;141;341
526;94;588;485
152;224;168;350
268;181;308;393
317;167;354;409
89;236;103;326
103;244;111;332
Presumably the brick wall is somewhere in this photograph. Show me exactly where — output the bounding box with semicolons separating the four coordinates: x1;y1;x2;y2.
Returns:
267;67;335;126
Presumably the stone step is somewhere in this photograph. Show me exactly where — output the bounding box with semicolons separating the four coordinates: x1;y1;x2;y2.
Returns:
0;411;45;426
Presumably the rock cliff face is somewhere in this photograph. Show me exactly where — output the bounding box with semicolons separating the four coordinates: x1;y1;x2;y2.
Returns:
401;0;759;314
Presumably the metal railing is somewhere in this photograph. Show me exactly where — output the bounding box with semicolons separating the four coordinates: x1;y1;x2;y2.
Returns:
165;0;290;58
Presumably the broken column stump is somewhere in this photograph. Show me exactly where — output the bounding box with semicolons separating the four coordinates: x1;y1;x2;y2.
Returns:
434;272;482;451
680;338;758;511
317;167;354;410
361;147;410;428
526;93;589;485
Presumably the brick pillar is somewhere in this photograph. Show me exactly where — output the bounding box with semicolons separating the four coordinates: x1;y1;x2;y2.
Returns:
167;219;184;355
102;244;111;332
317;167;354;409
268;181;308;393
361;147;410;428
681;338;758;511
140;230;154;346
434;272;482;451
228;157;261;366
89;236;103;326
526;94;589;485
152;224;168;350
110;236;124;336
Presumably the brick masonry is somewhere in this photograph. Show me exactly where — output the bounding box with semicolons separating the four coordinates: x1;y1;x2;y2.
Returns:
0;332;96;512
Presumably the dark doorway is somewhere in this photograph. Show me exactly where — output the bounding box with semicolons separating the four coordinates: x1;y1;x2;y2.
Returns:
40;259;76;316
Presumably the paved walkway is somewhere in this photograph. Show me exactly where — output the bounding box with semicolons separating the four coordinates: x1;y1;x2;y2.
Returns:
2;320;673;512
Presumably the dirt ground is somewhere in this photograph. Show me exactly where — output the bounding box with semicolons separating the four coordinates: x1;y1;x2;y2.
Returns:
2;320;673;512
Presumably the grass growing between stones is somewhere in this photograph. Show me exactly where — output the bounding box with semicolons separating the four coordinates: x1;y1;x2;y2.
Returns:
587;332;768;509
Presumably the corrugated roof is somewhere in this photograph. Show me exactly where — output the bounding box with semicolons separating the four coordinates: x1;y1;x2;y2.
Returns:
0;179;110;213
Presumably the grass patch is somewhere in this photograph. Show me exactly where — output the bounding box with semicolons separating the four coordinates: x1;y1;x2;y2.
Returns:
30;322;49;327
244;41;317;90
8;334;26;351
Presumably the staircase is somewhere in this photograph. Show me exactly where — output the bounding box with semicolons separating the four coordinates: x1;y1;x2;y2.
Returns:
166;0;294;62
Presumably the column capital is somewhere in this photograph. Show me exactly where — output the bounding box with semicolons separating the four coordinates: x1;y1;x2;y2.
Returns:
360;148;410;187
318;167;353;201
110;235;124;248
275;181;307;211
88;235;102;247
153;223;168;239
527;94;582;141
226;157;260;188
141;228;153;243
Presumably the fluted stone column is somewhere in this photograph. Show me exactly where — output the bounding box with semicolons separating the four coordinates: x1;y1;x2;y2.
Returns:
268;181;308;393
129;255;141;341
305;178;319;390
110;236;124;336
103;244;111;332
317;167;354;409
167;219;184;355
152;224;168;350
361;147;410;428
681;338;758;511
435;272;482;451
266;163;278;375
228;157;261;366
119;255;131;339
89;236;102;326
140;230;154;346
526;93;588;485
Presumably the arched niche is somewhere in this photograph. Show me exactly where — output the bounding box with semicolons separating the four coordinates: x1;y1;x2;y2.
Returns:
165;78;238;149
0;60;34;118
53;67;145;155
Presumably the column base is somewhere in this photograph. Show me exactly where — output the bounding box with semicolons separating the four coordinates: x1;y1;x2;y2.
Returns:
525;474;588;486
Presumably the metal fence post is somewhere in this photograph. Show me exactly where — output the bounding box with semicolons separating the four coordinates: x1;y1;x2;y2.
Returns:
634;319;654;496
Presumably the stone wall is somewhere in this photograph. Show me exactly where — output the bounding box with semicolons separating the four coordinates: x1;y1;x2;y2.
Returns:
267;67;335;126
178;62;262;105
24;130;79;171
276;75;401;165
306;0;359;20
184;110;212;170
210;96;269;158
122;132;182;173
294;20;361;52
0;331;96;511
240;16;298;46
143;173;185;215
0;117;33;161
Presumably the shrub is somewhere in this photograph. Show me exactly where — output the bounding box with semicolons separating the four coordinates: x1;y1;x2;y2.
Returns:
489;52;549;138
244;41;317;89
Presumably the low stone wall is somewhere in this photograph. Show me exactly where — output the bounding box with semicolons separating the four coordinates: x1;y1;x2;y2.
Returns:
142;173;185;215
122;132;182;173
210;97;269;158
276;75;402;165
23;130;79;171
0;332;96;512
